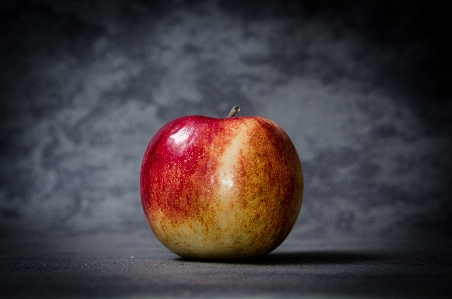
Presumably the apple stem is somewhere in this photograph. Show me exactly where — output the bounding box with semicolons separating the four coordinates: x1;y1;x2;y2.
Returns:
227;106;240;118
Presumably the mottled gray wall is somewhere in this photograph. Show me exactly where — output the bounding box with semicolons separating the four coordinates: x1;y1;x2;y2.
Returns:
1;0;451;242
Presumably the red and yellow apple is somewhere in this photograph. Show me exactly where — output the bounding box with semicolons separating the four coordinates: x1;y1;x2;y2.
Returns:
140;106;303;259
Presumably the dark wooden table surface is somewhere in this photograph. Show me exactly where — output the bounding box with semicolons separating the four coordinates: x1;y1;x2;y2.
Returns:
1;231;451;299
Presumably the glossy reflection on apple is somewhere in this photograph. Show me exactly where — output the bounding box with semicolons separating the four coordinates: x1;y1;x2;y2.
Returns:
140;106;303;259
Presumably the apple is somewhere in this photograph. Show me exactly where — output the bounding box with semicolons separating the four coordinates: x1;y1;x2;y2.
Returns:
140;106;303;259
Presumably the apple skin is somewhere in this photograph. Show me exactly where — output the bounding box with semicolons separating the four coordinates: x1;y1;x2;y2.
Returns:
140;113;303;260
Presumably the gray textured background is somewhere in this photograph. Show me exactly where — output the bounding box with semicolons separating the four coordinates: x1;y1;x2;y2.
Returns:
1;0;451;246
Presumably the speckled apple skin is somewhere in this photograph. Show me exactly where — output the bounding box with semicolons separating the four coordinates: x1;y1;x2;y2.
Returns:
140;115;303;259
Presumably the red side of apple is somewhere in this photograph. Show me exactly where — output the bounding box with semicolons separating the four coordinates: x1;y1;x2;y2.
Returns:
140;114;303;259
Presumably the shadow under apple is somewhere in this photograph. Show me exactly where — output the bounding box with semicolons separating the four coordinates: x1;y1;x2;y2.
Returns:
175;250;386;265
